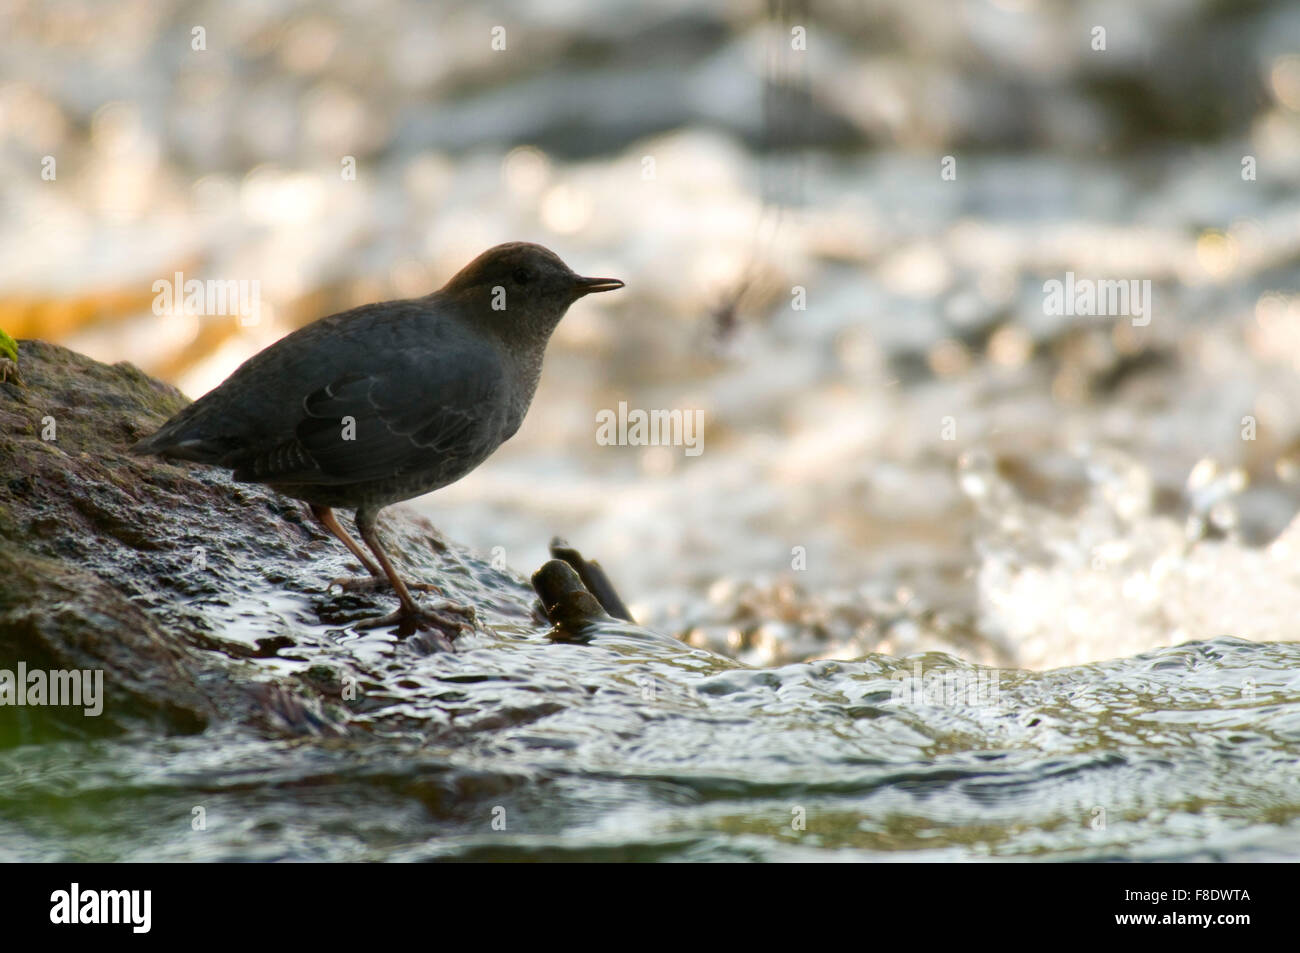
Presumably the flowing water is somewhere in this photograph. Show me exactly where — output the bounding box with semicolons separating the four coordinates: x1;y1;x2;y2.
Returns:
5;610;1300;860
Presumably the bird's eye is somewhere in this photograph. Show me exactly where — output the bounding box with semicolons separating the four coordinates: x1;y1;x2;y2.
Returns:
512;267;534;285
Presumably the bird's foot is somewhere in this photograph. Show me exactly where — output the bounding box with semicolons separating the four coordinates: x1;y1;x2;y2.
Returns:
329;575;440;594
353;600;477;648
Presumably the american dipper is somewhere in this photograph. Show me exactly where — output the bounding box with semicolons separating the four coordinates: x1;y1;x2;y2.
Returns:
132;242;623;640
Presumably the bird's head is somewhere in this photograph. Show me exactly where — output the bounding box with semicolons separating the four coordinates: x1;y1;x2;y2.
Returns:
441;242;623;340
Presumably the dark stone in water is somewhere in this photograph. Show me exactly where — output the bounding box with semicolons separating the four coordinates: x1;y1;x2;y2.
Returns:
532;559;609;642
546;536;634;623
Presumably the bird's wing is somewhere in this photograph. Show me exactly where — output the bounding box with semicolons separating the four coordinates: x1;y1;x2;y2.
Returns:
131;298;452;464
231;345;510;486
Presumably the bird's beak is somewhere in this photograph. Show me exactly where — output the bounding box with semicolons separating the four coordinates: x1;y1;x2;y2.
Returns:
573;275;625;296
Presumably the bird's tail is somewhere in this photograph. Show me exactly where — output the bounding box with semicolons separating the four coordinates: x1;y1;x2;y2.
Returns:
130;410;227;463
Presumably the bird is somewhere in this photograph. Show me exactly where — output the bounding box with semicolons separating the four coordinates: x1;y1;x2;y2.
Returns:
132;242;624;644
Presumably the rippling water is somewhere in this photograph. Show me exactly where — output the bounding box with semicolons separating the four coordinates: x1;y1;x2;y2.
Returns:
5;619;1299;861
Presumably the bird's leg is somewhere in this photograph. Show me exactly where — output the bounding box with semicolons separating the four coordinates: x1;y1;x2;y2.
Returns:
311;503;382;576
310;504;436;593
352;508;476;644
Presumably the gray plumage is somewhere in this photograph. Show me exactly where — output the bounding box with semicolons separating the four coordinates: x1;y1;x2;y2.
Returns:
132;242;623;637
138;297;515;509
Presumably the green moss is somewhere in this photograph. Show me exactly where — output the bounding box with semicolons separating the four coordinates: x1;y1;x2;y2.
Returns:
0;328;18;364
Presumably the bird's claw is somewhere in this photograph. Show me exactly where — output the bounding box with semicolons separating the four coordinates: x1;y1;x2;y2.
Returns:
353;600;477;648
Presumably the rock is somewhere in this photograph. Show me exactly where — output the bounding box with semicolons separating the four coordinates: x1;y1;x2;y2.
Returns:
545;537;635;623
531;559;612;641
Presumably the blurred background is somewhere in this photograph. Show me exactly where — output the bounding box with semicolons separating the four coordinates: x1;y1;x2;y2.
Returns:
6;0;1300;670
